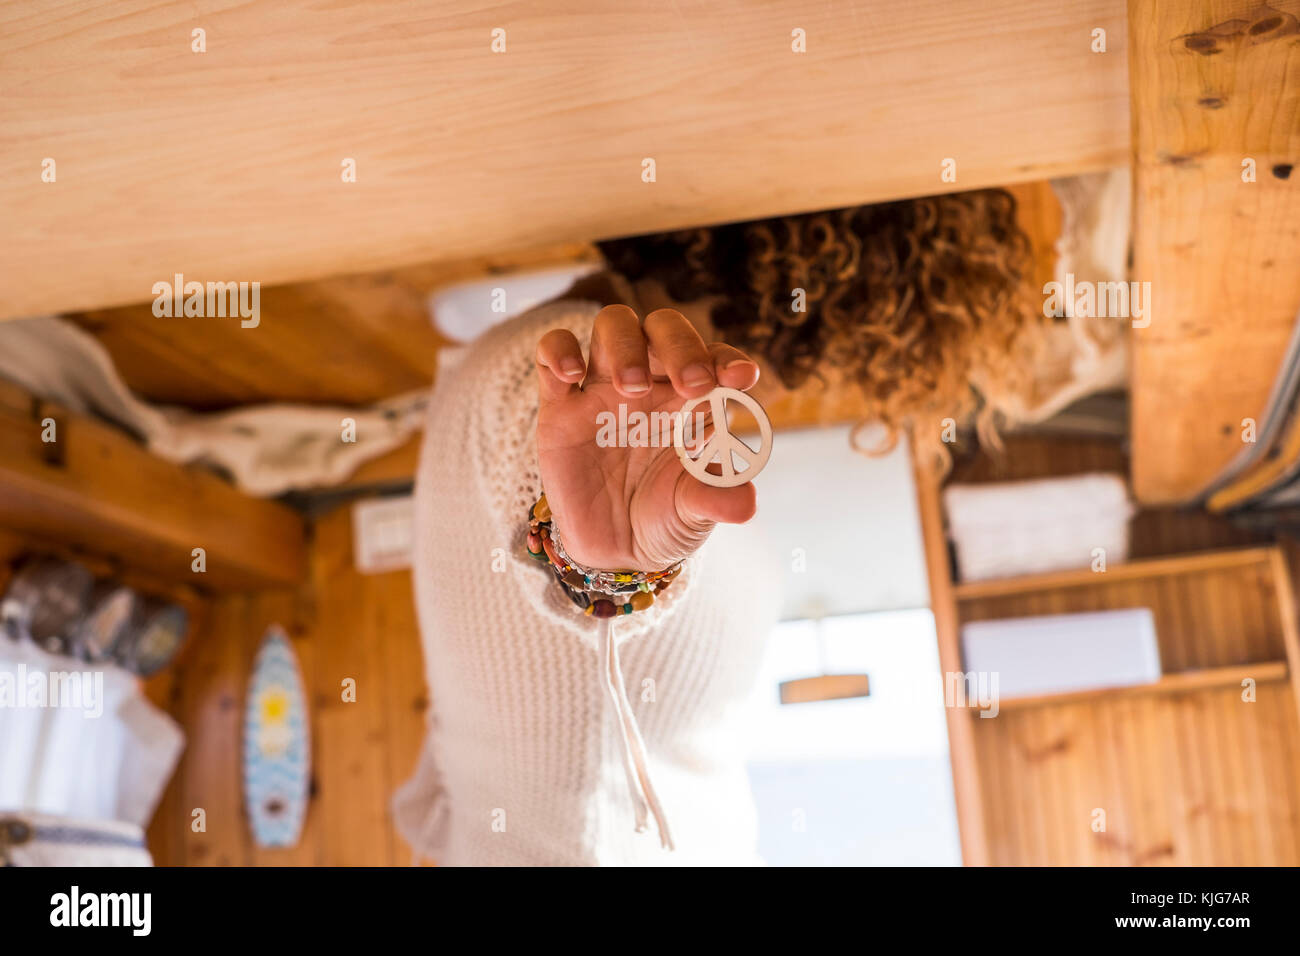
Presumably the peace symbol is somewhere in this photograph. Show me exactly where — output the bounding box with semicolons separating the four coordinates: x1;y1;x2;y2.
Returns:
672;387;773;488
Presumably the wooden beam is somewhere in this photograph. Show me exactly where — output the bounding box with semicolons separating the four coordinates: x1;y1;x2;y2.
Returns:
0;0;1128;322
0;381;306;590
1128;0;1300;504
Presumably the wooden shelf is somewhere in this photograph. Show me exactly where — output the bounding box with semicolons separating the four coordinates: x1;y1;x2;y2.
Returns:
915;434;1300;864
952;547;1274;602
990;661;1289;713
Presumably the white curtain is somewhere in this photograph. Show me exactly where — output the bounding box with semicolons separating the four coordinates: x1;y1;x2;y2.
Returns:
0;316;427;496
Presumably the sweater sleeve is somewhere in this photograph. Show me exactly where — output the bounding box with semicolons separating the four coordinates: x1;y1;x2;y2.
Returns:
420;298;702;651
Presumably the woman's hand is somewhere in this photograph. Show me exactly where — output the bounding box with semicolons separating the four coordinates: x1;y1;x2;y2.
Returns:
535;305;762;572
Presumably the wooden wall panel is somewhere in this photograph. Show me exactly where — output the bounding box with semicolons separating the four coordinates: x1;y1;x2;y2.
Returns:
144;504;429;866
0;0;1128;322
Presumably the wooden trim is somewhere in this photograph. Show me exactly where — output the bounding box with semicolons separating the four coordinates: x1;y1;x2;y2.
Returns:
953;547;1275;601
0;380;306;590
1267;547;1300;732
993;661;1288;712
912;449;991;866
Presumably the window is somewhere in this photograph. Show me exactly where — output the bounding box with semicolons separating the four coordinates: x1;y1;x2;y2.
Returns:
743;609;962;866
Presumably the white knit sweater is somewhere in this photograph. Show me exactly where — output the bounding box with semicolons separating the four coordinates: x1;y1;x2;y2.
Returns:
393;299;783;866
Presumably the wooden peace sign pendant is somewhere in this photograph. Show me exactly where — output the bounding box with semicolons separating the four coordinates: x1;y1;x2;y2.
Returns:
673;387;773;488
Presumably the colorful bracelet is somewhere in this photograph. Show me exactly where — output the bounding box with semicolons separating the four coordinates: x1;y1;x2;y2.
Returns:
525;493;682;618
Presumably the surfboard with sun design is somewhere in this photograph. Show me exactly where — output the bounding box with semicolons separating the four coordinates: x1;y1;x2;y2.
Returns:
243;625;310;847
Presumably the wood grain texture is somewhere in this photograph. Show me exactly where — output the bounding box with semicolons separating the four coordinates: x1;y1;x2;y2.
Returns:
1128;0;1300;504
0;380;306;590
971;684;1300;865
0;0;1128;322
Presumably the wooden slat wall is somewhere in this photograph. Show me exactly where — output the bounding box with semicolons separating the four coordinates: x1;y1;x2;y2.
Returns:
143;505;428;866
974;684;1300;865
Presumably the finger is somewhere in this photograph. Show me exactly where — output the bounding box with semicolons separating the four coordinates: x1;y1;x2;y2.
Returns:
675;473;758;528
643;308;716;398
707;342;761;391
587;304;652;397
535;328;586;403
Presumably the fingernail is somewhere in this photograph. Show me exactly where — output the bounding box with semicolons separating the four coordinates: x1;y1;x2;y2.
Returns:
682;364;714;387
560;358;584;377
620;367;650;392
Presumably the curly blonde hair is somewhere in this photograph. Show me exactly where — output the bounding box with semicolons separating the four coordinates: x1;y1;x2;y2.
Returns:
598;188;1045;456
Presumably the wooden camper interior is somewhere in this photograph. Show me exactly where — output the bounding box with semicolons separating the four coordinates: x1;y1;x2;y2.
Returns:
2;1;1299;864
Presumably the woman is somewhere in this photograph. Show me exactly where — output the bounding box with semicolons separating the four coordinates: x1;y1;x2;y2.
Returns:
393;189;1042;865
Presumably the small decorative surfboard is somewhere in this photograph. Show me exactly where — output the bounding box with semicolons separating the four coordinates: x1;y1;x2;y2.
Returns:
243;625;310;847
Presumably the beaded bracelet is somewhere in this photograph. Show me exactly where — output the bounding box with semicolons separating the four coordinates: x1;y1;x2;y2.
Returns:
525;493;682;618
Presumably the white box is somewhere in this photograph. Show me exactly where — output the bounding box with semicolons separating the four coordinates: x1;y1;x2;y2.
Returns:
961;607;1161;699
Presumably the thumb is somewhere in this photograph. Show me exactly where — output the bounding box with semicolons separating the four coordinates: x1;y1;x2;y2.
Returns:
674;474;758;530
